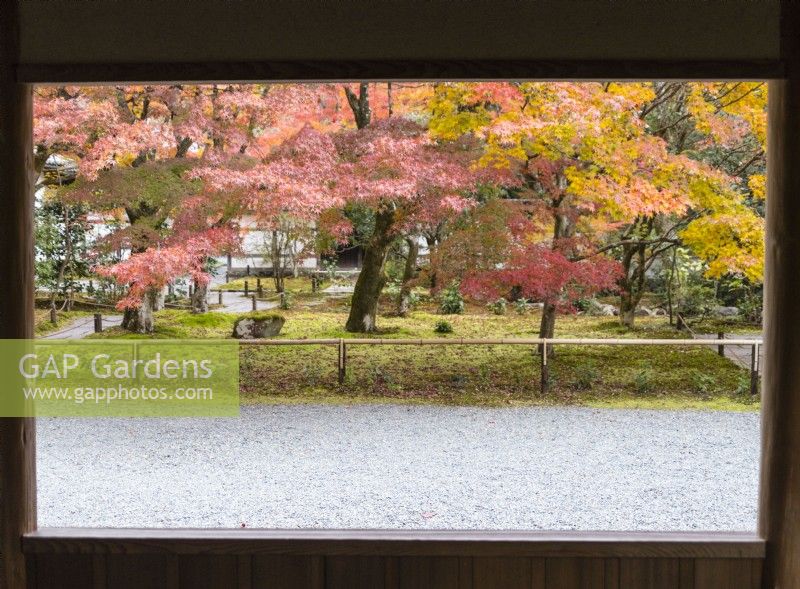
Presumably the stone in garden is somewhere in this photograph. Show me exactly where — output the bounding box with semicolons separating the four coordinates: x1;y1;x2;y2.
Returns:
232;312;285;339
635;306;654;317
714;306;739;317
593;302;617;316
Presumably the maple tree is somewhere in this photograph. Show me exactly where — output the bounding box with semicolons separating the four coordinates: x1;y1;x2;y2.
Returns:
615;82;766;326
35;84;322;331
95;226;239;331
432;198;622;314
34;82;767;336
427;82;765;333
337;84;511;332
198;83;494;332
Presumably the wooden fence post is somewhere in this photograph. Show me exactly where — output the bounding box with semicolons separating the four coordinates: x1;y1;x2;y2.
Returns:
225;272;229;284
93;313;102;333
218;291;223;305
540;340;548;395
338;339;346;384
750;342;759;396
244;280;249;296
251;295;257;311
717;331;725;356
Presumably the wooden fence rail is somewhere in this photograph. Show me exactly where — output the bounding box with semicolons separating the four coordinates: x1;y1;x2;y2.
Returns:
239;337;762;395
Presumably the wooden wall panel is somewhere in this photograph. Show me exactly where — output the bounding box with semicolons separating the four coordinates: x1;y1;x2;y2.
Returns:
544;558;606;588
28;555;93;589
104;554;175;589
472;557;541;589
619;558;693;589
252;555;323;589
21;530;767;588
178;555;239;589
397;556;460;589
694;558;761;589
325;556;386;589
602;559;619;588
22;553;766;589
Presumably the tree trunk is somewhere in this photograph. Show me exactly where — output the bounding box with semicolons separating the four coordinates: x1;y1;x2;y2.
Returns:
618;241;647;328
536;188;573;350
345;209;395;332
538;302;557;356
344;83;372;129
425;234;440;290
396;237;419;316
121;288;156;333
271;230;285;293
667;247;677;325
191;280;208;313
153;287;165;311
619;290;636;328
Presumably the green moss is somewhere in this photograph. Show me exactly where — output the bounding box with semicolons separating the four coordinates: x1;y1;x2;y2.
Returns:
233;311;285;324
687;317;762;334
178;312;236;328
87;303;759;411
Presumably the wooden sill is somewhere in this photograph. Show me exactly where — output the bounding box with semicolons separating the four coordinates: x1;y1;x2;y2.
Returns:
22;529;765;559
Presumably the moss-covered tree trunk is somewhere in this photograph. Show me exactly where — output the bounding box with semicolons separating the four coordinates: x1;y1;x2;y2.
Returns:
423;226;444;291
191;280;208;313
153;287;165;311
537;302;557;357
619;240;647;329
396;237;419;317
271;230;285;293
345;209;396;333
537;188;573;355
343;80;390;332
122;288;157;333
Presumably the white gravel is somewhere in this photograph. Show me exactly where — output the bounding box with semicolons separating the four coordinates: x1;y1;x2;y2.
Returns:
37;405;759;530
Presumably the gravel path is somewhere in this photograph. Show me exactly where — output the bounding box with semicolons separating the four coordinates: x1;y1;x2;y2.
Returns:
215;290;278;313
37;405;759;530
41;314;123;339
695;332;763;370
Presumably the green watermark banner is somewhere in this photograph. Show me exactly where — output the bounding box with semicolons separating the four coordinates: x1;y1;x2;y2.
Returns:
0;340;239;416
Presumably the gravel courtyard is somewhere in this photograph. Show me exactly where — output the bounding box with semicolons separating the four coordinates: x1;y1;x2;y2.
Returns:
37;405;759;530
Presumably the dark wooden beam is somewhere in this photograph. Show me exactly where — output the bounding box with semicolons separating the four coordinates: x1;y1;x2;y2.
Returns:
758;5;800;587
17;59;784;85
22;529;765;559
0;2;36;589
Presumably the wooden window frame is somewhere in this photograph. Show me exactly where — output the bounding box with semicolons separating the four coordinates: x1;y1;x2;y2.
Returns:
3;3;800;588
